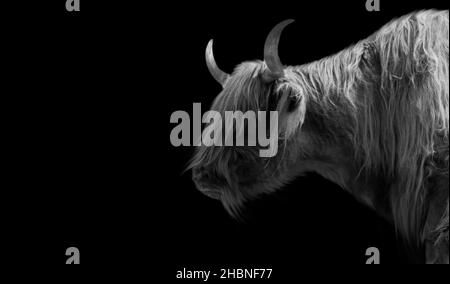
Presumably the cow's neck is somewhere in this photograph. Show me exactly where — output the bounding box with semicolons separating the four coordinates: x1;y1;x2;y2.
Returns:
299;155;394;222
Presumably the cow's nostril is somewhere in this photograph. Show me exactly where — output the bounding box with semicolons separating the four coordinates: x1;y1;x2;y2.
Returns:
191;168;221;200
192;167;213;182
192;167;203;180
192;168;207;189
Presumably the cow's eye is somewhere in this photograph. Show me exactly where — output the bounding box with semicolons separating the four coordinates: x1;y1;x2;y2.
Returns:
287;95;300;112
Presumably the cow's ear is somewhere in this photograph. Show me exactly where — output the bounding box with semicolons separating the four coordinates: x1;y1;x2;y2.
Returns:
359;41;380;75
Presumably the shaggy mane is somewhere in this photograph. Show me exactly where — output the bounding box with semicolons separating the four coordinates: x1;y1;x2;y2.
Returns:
281;10;449;251
358;10;448;249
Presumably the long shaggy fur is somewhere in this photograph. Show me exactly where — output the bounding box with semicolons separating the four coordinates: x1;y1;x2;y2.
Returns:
191;10;449;262
282;9;449;260
359;10;449;250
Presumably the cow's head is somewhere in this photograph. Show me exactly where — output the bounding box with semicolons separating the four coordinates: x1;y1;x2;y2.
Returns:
190;20;357;215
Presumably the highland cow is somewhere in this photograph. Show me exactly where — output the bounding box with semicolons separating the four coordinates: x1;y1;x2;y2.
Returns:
190;10;449;264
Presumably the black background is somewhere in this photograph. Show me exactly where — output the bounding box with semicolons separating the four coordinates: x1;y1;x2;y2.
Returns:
6;0;448;276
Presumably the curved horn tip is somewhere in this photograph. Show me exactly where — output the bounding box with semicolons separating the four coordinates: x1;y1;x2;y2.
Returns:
271;19;295;31
205;39;215;65
263;19;295;80
206;39;214;55
281;19;295;26
205;39;229;87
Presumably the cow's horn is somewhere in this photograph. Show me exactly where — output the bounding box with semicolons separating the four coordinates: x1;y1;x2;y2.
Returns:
205;40;229;87
263;19;294;82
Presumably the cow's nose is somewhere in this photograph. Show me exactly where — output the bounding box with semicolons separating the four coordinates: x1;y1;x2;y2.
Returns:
192;167;222;200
